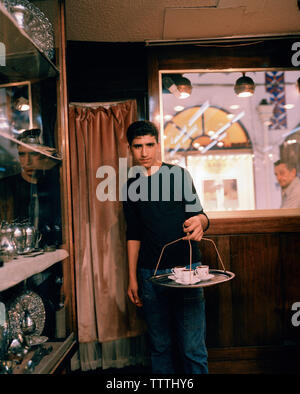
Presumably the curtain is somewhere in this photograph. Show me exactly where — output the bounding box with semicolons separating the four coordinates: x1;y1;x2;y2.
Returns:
68;100;147;371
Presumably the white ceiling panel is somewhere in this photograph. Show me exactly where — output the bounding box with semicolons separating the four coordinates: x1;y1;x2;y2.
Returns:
64;0;300;42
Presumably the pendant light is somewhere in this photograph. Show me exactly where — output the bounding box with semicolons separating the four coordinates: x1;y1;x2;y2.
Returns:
296;77;300;93
163;75;192;99
234;73;255;97
176;76;192;99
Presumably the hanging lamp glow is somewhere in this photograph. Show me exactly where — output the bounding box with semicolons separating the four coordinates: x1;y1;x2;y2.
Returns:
296;77;300;93
234;73;255;97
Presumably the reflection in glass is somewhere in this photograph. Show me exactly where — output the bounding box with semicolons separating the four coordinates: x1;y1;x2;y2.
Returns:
0;128;62;254
161;70;300;211
0;82;32;135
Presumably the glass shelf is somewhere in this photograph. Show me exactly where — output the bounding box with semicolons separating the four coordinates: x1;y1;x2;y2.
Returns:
12;332;76;374
0;3;58;83
0;249;68;291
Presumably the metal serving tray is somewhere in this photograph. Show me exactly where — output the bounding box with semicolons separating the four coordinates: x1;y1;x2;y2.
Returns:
149;269;235;288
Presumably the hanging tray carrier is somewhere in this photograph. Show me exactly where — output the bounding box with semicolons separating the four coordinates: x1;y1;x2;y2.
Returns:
149;235;235;288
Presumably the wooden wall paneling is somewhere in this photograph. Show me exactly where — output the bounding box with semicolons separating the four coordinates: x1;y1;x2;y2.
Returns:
207;344;300;374
146;47;159;128
206;216;300;235
201;236;234;347
280;232;300;343
155;39;296;71
229;234;283;346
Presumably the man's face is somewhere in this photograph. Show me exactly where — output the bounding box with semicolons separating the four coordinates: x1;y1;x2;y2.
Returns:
274;163;296;189
129;135;160;171
18;145;42;178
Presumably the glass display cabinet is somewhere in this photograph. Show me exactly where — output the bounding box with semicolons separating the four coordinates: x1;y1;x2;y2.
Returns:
0;0;76;374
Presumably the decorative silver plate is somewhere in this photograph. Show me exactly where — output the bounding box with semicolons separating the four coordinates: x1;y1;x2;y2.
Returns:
7;290;46;341
149;269;235;288
1;0;54;59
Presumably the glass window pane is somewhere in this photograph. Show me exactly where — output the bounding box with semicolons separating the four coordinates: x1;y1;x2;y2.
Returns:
161;70;300;211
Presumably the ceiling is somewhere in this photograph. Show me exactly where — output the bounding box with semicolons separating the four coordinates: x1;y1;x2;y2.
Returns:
64;0;300;42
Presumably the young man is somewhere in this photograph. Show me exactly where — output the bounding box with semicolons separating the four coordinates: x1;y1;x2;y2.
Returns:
274;160;300;209
0;129;62;246
122;120;209;374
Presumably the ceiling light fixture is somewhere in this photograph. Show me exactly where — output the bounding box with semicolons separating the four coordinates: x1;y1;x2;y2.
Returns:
287;139;297;144
234;73;255;97
176;76;192;99
163;75;192;99
296;77;300;93
15;96;30;111
174;105;185;112
227;113;235;119
284;104;294;109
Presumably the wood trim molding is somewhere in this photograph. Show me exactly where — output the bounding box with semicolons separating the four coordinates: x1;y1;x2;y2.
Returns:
206;215;300;235
58;0;77;334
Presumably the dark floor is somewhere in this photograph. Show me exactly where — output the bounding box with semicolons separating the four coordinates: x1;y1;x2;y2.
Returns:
70;355;300;375
70;364;151;375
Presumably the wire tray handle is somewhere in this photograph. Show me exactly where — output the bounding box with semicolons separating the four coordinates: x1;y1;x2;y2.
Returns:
154;237;226;277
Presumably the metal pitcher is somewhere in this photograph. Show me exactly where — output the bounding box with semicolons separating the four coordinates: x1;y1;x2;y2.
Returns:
13;223;26;254
0;222;16;262
23;223;41;252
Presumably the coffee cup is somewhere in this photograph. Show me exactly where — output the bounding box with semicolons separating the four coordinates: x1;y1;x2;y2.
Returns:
180;269;194;283
195;265;209;278
171;266;185;279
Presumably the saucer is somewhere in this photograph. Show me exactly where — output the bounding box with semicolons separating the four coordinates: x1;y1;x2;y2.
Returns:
174;276;202;285
196;274;214;281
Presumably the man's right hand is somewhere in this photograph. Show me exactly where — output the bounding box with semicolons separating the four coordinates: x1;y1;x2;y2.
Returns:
128;279;143;307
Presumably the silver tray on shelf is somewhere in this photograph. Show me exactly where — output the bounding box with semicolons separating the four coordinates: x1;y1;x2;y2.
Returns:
7;290;46;341
149;269;235;288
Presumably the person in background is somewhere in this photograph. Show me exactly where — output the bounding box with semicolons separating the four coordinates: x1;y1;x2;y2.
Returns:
0;128;62;248
274;160;300;209
122;120;209;374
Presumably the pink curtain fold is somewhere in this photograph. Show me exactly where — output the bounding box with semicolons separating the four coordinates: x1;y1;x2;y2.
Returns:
68;100;145;344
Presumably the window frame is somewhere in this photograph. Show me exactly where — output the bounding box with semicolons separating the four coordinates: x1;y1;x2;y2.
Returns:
147;35;300;220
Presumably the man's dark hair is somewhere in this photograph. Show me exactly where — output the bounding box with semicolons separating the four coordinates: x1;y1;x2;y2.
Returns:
126;120;159;146
274;160;296;171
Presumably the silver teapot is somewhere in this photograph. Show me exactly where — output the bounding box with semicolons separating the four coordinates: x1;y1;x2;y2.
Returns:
13;223;26;254
13;222;41;254
23;223;40;253
0;221;41;260
0;222;16;262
